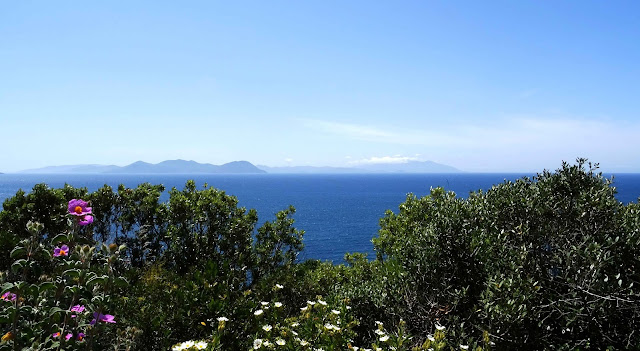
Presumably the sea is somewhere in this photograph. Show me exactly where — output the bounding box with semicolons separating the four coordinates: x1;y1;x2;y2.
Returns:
1;173;639;263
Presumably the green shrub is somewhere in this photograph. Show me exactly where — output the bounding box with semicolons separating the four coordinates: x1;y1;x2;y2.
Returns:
343;159;640;349
1;160;638;350
1;181;306;350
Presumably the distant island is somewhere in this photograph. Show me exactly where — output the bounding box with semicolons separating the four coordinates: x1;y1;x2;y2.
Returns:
19;160;266;174
17;159;461;174
258;160;461;174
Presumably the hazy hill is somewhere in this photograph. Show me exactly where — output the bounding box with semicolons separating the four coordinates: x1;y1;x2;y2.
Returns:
19;160;266;174
17;160;460;174
107;160;266;174
259;160;461;174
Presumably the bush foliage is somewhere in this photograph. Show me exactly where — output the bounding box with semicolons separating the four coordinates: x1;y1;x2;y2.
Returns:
1;159;639;350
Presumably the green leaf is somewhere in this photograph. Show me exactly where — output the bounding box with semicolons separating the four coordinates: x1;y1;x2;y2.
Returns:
10;247;26;259
63;269;81;277
39;282;56;293
87;275;108;286
48;307;67;317
114;276;129;288
20;305;34;314
51;233;69;245
1;282;15;292
11;259;27;273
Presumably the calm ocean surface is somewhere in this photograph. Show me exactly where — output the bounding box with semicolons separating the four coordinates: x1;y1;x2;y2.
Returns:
1;173;639;262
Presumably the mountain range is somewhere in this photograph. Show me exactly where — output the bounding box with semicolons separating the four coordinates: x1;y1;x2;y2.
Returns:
16;159;461;174
19;160;266;174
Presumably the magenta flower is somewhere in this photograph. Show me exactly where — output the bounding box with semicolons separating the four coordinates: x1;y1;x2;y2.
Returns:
65;333;73;341
90;312;116;325
78;215;94;226
77;333;85;341
53;245;69;257
52;332;61;338
1;292;17;302
68;199;92;216
71;304;85;317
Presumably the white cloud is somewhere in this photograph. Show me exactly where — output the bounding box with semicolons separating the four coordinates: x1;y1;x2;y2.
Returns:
300;117;640;172
301;117;640;151
350;155;418;165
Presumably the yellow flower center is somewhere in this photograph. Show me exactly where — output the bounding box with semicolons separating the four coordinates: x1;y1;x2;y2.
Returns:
74;206;83;214
60;249;67;255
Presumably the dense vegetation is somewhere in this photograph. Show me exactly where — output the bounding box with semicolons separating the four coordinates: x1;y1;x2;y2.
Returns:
1;159;639;350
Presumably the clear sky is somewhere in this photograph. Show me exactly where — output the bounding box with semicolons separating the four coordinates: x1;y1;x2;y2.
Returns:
1;1;639;173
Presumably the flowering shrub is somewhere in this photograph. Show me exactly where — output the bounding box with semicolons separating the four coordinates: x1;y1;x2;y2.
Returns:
0;160;637;350
170;316;228;350
0;200;125;350
171;340;209;350
248;293;356;350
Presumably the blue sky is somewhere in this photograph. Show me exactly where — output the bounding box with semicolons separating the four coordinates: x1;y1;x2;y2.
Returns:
1;1;639;172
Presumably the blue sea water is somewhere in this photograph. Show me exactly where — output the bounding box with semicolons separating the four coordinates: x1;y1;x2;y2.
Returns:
1;173;639;262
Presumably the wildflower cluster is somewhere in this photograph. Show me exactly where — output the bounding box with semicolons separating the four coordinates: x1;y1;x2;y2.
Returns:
0;292;16;302
171;340;209;350
251;288;357;350
0;200;123;349
171;315;229;350
67;198;94;226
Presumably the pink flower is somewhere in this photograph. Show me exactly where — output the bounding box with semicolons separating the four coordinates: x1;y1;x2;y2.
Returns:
1;292;17;302
71;304;85;317
68;199;92;216
78;215;94;226
53;245;69;257
65;333;73;341
90;312;116;325
71;305;85;313
52;332;61;338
